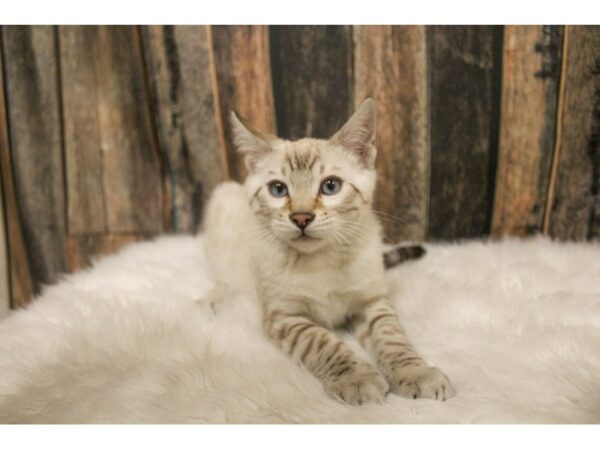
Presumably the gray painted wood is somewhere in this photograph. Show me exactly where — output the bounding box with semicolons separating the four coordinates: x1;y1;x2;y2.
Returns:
1;25;68;292
141;25;227;232
427;25;504;240
548;26;600;240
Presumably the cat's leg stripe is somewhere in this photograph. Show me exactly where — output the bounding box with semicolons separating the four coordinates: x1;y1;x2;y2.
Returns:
368;313;397;334
300;333;317;363
288;323;315;353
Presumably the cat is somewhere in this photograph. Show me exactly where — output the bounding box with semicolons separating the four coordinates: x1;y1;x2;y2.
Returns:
202;99;454;405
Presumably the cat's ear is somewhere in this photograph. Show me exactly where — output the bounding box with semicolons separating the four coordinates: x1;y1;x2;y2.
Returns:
230;111;274;172
331;98;377;169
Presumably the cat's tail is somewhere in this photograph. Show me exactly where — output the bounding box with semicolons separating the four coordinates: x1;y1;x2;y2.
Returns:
383;245;426;269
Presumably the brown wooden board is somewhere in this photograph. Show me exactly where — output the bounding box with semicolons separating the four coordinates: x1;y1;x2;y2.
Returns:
1;26;67;293
58;26;107;234
141;25;227;232
269;25;353;140
92;26;163;234
0;39;33;308
427;26;504;240
492;26;563;237
354;25;429;243
0;154;9;317
211;25;276;181
67;234;149;271
548;26;600;240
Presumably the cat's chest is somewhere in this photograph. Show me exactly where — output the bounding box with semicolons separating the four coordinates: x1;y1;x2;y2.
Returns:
267;260;386;327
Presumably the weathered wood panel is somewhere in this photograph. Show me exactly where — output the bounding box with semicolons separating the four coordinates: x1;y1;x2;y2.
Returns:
492;26;563;237
141;25;226;232
59;26;106;234
427;26;504;240
88;26;164;234
67;234;149;271
270;25;353;140
0;158;9;317
211;25;276;181
548;26;600;240
1;26;68;293
0;42;33;308
355;25;429;243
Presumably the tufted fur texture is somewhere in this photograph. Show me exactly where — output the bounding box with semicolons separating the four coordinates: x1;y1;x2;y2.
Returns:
0;235;599;423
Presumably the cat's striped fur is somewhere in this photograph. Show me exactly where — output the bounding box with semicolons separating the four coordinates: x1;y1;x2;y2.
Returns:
202;99;454;405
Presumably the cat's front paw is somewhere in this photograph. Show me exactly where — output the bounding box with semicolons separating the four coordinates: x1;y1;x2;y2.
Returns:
325;364;389;406
389;366;455;401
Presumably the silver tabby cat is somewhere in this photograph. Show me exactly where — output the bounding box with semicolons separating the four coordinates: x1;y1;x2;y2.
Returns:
202;99;454;405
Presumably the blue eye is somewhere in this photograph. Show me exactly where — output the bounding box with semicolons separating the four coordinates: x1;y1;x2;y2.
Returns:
320;177;342;196
268;181;288;198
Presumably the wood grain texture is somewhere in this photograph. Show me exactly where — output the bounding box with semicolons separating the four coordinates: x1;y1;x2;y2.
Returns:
0;39;33;308
548;26;600;240
1;26;67;293
427;26;504;240
67;234;149;271
354;26;429;243
492;26;563;237
211;25;276;181
141;25;226;232
58;26;106;234
270;25;353;140
93;26;163;233
0;155;8;317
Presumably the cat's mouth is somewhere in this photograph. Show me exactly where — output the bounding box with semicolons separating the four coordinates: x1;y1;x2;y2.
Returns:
292;233;321;242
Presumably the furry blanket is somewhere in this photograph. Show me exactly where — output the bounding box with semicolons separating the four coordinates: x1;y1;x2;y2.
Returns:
0;235;599;423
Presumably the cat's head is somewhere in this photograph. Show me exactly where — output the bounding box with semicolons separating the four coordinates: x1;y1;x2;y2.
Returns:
232;99;377;254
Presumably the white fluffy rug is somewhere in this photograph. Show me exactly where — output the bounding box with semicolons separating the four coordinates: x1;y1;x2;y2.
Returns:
1;235;599;423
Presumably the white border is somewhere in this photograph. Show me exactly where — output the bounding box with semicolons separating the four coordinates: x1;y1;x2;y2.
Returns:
0;0;598;24
2;425;600;450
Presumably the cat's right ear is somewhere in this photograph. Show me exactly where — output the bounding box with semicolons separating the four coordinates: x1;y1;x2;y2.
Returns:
230;111;273;172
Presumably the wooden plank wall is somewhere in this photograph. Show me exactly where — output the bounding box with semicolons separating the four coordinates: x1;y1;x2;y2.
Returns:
0;151;8;317
0;48;11;316
1;25;599;310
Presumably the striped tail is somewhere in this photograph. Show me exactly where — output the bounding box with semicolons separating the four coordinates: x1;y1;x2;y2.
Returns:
383;245;426;269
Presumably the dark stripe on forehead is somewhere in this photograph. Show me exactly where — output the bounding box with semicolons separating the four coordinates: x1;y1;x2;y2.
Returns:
287;150;318;172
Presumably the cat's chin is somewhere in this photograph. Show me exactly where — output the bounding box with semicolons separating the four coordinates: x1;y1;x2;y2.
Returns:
287;235;327;253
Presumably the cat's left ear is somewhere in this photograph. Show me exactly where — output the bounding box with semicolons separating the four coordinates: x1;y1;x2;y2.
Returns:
230;111;274;172
331;98;377;169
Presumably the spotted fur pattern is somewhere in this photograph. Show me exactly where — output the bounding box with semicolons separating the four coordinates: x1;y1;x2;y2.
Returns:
202;99;454;405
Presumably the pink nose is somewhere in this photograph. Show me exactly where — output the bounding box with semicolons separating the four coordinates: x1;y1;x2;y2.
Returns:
289;212;315;229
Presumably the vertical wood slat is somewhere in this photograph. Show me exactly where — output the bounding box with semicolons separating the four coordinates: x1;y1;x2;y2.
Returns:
0;150;9;317
269;25;353;140
59;26;106;234
58;26;164;269
0;36;34;307
1;26;67;293
61;26;163;236
141;25;226;232
354;25;429;243
427;26;504;240
211;25;276;181
548;26;600;240
492;26;563;237
94;26;163;234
